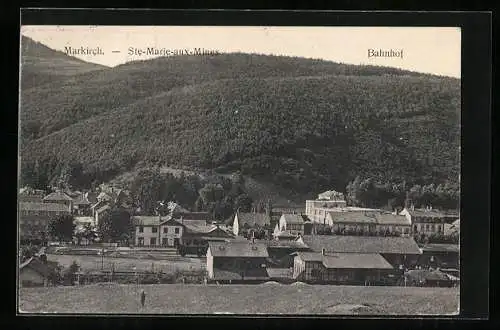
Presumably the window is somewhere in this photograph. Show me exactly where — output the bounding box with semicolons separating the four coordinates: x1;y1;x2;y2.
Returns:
437;225;442;233
413;225;418;232
152;226;158;233
425;224;430;231
431;224;436;232
175;227;180;234
163;227;168;234
404;228;409;234
150;238;156;246
138;237;144;246
139;226;144;233
162;238;168;246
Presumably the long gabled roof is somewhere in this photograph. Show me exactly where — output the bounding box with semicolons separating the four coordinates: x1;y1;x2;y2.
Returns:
43;191;73;201
20;202;70;212
208;241;269;258
281;214;309;224
327;212;377;224
420;244;459;253
301;235;422;255
132;215;162;226
295;252;393;269
405;208;459;218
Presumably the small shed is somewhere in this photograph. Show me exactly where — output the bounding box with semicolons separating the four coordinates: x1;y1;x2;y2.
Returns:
19;257;53;287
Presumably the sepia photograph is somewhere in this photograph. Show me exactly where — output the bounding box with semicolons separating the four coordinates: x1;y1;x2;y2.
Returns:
18;23;461;315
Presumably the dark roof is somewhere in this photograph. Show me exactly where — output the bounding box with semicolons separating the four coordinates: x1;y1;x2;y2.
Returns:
43;191;73;201
405;269;450;282
266;268;293;279
373;213;411;225
327;212;377;224
281;214;309;224
176;212;210;220
208;241;269;258
301;235;422;255
420;244;459;253
266;240;310;250
273;231;297;238
181;219;208;227
212;269;242;281
132;216;162;226
406;209;459;218
295;252;393;269
236;212;271;227
19;202;70;212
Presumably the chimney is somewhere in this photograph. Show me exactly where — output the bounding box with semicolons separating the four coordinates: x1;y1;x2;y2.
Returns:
321;248;325;256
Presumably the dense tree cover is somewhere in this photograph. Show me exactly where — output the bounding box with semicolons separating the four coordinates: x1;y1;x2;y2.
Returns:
128;169;253;220
21;71;460;200
97;208;134;244
20;50;431;139
346;176;459;210
48;214;76;243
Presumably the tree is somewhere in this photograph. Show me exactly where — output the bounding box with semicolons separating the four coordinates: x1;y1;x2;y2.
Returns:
48;214;75;243
234;194;253;213
82;223;97;244
130;169;165;215
97;208;133;243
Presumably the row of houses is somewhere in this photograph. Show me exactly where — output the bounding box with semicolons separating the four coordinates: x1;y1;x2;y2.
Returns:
204;234;459;285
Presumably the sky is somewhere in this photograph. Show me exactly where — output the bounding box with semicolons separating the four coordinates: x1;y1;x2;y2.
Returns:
20;26;461;78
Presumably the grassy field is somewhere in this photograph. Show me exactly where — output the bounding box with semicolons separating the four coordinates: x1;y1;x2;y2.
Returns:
19;283;459;315
46;254;205;273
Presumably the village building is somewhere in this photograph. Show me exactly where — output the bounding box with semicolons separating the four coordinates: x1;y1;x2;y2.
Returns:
305;190;347;222
158;217;186;247
72;192;92;216
231;212;271;236
444;219;460;236
399;207;459;235
206;240;269;283
272;229;298;241
19;187;46;202
404;269;456;287
180;223;234;256
292;250;393;284
298;235;422;269
94;204;111;226
132;215;163;247
305;190;382;224
19;202;71;244
19;257;57;287
266;238;311;268
417;243;460;269
42;191;74;213
278;213;313;236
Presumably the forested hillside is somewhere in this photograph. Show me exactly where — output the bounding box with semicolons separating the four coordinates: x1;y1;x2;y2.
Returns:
20;36;107;90
21;72;460;198
20;37;460;205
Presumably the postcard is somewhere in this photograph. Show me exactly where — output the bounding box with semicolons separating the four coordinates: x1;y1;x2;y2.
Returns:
18;21;462;316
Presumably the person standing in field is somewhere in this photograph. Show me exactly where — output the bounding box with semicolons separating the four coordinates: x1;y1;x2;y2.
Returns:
140;290;146;307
